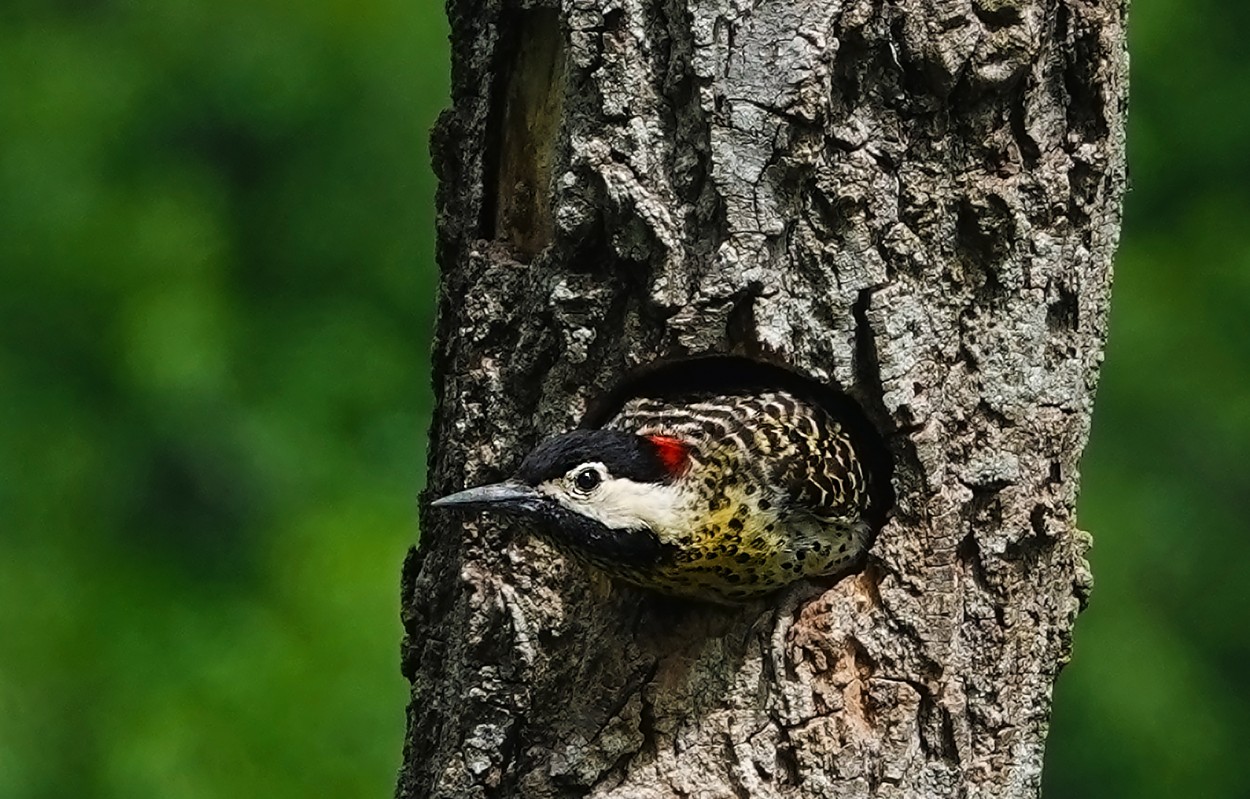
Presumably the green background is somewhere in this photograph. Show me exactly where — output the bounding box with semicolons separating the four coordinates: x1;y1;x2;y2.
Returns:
0;1;1244;797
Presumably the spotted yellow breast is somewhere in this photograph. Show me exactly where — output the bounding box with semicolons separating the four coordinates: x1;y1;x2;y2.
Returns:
601;389;873;601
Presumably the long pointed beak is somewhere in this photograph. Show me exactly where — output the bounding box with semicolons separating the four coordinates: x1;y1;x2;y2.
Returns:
429;481;544;514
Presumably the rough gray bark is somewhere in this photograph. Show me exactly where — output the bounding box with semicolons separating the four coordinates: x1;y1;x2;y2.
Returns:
400;0;1127;796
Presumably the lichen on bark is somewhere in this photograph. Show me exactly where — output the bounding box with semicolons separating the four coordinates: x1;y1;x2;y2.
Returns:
399;0;1127;796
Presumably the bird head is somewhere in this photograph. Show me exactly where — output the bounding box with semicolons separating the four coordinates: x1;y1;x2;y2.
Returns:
430;429;694;566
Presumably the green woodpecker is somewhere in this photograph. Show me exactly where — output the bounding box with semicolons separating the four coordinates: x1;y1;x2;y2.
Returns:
432;386;882;603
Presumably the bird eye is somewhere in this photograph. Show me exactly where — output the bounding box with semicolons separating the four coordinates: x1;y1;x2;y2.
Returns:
574;468;601;492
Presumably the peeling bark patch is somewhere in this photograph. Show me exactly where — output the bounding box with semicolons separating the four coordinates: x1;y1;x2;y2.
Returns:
487;9;566;257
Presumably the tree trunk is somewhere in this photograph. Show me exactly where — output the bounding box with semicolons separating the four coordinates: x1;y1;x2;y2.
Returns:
399;0;1127;795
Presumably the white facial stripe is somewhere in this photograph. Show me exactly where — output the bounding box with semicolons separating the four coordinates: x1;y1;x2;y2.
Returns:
539;476;685;533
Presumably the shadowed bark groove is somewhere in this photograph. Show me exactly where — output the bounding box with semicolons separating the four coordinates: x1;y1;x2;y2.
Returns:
400;0;1127;796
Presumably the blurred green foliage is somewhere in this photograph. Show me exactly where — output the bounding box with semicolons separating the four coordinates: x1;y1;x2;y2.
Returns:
0;0;1243;796
0;0;446;796
1044;1;1250;796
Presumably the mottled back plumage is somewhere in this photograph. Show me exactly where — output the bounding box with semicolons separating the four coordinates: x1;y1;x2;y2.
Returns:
592;388;874;601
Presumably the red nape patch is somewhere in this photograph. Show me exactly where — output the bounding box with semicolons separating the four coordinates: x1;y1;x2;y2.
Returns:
646;435;692;476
